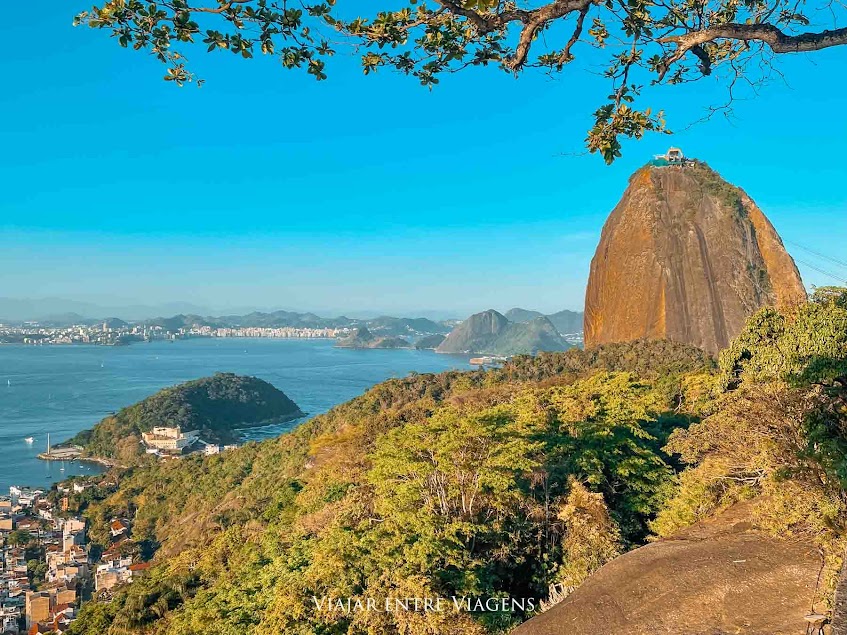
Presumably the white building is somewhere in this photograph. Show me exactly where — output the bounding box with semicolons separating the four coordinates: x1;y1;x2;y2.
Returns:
141;427;200;451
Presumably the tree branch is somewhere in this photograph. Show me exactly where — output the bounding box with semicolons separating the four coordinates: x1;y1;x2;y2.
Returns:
659;23;847;78
560;4;590;63
507;0;598;69
429;0;597;70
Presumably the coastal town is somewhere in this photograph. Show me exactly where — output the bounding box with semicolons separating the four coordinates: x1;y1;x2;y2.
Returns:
0;480;145;634
0;322;351;346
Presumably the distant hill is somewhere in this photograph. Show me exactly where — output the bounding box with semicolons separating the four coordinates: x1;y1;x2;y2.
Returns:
437;310;571;356
148;314;217;331
69;373;302;462
546;309;583;335
103;317;130;329
505;308;544;323
415;333;447;350
365;316;451;337
436;309;510;354
335;327;412;350
504;308;584;337
497;317;570;356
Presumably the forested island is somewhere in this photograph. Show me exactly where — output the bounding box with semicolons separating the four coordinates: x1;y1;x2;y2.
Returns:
54;288;847;635
64;373;303;464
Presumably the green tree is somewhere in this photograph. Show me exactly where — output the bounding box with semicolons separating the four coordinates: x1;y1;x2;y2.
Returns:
8;529;32;547
556;480;621;591
369;407;540;523
719;289;847;387
74;0;845;162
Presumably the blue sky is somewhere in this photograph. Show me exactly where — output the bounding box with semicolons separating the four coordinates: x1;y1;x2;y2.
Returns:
1;1;845;316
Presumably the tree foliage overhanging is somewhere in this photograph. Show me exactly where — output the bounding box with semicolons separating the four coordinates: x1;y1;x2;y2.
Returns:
75;0;846;161
63;288;847;635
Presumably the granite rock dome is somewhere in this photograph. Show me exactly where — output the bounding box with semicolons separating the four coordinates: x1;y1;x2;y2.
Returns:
584;163;806;354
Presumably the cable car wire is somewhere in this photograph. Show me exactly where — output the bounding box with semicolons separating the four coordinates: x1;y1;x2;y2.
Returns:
785;240;847;271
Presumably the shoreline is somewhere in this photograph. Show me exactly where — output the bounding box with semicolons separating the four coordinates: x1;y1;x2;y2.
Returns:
37;449;118;468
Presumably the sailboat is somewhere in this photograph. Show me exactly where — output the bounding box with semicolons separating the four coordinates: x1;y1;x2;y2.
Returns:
24;437;34;444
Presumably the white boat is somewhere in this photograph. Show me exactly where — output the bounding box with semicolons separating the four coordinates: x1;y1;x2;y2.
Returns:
24;437;34;444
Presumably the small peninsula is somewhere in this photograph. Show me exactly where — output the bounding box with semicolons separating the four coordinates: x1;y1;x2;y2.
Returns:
60;373;303;464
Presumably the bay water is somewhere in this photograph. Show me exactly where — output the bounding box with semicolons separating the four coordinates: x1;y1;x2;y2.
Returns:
0;338;468;491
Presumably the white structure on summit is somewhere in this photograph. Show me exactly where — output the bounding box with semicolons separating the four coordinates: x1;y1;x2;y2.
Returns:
653;147;695;166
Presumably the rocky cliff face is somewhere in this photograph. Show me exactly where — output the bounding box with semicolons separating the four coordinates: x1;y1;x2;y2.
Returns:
584;164;806;354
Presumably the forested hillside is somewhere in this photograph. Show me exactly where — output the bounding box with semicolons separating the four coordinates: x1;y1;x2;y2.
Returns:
64;290;847;635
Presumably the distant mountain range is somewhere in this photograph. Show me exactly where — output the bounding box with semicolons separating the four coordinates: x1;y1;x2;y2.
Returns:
0;298;217;322
0;298;463;323
2;303;585;353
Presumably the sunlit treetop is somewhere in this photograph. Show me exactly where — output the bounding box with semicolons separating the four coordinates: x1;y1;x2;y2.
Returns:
75;0;846;162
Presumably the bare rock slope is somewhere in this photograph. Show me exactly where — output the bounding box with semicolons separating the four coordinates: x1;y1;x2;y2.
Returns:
513;502;824;635
584;164;806;354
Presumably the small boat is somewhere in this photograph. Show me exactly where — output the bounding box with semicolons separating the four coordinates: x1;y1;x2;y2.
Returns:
24;437;34;444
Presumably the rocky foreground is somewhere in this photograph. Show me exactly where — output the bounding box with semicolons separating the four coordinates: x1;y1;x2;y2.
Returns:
514;501;824;635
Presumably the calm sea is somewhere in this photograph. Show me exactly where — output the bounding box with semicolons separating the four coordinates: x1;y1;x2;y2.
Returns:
0;338;468;491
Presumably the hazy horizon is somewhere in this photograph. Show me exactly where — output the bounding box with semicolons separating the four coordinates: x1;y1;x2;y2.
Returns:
0;295;590;323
